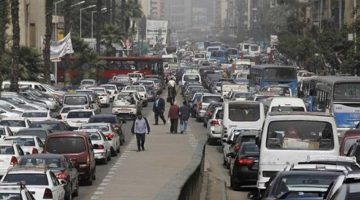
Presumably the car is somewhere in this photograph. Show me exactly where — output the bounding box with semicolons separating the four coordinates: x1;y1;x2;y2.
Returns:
74;90;101;113
100;84;119;101
324;171;360;200
88;114;125;145
206;107;223;145
29;120;73;132
76;129;111;164
299;155;360;171
0;117;31;133
112;92;142;120
203;102;223;127
79;123;120;156
1;167;66;200
0;105;22;118
262;170;342;200
58;106;87;120
21;110;52;122
0;182;36;200
87;87;111;107
227;142;259;190
64;109;95;129
3;136;44;155
1;93;48;110
16;128;51;143
340;130;360;156
0;99;38;113
44;131;96;185
0;125;14;138
0;143;24;177
123;85;148;106
80;79;96;88
17;154;79;200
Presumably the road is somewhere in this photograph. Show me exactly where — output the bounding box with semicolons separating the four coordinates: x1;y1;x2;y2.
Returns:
74;103;152;200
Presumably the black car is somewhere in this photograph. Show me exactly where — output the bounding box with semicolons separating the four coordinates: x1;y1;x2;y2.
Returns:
262;170;341;200
29;120;73;132
227;142;259;190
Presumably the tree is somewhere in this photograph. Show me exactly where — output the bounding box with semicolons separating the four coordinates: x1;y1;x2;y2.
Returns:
127;0;143;38
102;24;124;56
43;0;53;84
19;47;44;81
96;0;103;53
0;0;9;94
10;0;20;92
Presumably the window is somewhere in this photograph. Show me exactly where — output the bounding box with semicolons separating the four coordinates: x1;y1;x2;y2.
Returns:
228;104;260;121
46;137;86;154
80;124;109;131
0;120;25;127
64;96;88;105
334;83;360;100
203;96;222;103
89;117;117;124
3;174;48;185
17;130;47;141
0;193;22;200
0;146;14;154
22;112;47;118
266;121;334;150
263;68;296;80
12;138;35;146
67;111;93;118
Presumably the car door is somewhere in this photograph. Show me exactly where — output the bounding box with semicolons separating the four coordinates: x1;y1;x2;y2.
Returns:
49;171;64;200
64;157;77;192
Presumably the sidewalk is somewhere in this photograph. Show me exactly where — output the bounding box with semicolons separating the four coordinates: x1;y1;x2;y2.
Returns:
90;98;198;200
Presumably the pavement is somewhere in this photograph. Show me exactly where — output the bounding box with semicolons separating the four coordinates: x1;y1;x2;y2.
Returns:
90;96;199;200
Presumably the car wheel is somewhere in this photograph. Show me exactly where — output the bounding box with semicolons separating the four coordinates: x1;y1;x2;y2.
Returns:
111;147;117;156
102;157;108;165
107;153;112;161
230;175;237;190
92;170;96;180
86;174;93;186
203;122;207;127
65;188;72;200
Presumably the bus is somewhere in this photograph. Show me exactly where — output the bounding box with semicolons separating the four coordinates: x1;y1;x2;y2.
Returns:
61;56;164;83
209;50;227;64
302;76;360;135
249;65;298;96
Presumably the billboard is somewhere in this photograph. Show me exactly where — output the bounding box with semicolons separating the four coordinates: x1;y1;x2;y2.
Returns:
146;20;168;46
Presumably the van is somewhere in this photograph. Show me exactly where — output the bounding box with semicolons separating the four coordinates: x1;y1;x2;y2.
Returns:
181;73;201;86
257;112;339;191
45;131;96;185
222;101;265;143
63;93;92;108
267;97;306;113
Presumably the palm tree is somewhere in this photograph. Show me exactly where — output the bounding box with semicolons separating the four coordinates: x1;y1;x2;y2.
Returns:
96;0;103;53
0;0;9;55
10;0;20;92
43;0;53;84
127;0;143;38
102;24;124;56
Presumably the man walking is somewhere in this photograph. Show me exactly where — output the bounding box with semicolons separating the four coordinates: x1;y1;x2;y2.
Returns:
179;101;191;134
153;92;166;125
131;112;150;152
168;101;180;133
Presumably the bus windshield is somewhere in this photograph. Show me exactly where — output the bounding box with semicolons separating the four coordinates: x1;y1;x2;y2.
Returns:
263;68;296;81
333;82;360;101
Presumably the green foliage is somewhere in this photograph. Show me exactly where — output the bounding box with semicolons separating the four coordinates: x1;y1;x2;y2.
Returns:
18;46;44;81
102;24;125;56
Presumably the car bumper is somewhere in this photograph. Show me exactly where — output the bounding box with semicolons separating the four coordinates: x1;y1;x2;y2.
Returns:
99;98;110;105
198;110;206;118
232;167;258;186
94;150;107;160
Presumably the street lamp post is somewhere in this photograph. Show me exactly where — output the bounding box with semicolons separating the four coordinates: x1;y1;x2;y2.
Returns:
80;5;96;38
91;8;107;38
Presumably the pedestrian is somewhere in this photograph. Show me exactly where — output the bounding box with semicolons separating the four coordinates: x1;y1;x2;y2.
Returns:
168;101;180;133
167;77;177;103
153;92;166;125
131;111;150;152
179;101;191;134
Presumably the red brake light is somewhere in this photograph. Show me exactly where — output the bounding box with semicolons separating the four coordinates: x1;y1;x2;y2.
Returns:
210;120;220;126
207;112;213;116
43;188;53;199
32;148;38;154
56;170;69;181
234;144;241;152
106;133;115;139
10;156;17;166
238;157;254;168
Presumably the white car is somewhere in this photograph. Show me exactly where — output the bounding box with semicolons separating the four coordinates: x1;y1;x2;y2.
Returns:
222;128;241;169
79;123;120;156
80;79;96;88
77;129;111;164
123;85;148;102
112;92;141;120
65;109;95;128
0;125;14;138
88;87;111;107
100;84;119;101
0;182;36;200
58;106;87;120
0;117;31;133
0;143;24;176
3;136;44;155
0;106;22;118
21;110;52;122
1;167;65;200
207;107;223;145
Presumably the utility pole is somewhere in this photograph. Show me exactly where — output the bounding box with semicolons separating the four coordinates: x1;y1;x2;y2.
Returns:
339;0;343;28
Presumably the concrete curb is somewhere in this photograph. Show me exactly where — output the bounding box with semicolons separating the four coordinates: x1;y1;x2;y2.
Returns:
155;138;207;200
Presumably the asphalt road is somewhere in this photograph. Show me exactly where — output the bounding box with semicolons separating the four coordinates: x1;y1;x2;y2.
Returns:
74;103;152;200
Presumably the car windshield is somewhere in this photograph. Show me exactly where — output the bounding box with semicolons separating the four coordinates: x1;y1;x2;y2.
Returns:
263;68;296;80
30;123;60;131
203;96;222;103
3;174;48;185
18;157;63;168
0;193;21;200
17;130;47;140
22;112;47;118
270;106;305;112
80;124;109;132
11;138;35;146
67;111;93;118
92;89;106;94
229;103;260;121
102;85;116;90
89;117;116;124
334;83;360;101
0;146;14;154
61;107;84;113
81;80;95;85
0;120;25;127
274;173;339;196
64;96;87;105
240;143;259;154
266;121;334;150
46;137;85;154
184;75;200;82
86;132;101;140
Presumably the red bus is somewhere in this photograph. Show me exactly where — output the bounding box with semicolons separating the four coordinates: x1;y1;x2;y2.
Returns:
58;56;164;83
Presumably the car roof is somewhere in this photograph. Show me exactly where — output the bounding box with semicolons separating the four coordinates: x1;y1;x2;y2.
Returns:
90;114;116;118
46;131;88;137
267;111;332;117
1;117;27;120
18;128;49;132
19;153;65;159
67;109;93;113
7;167;48;174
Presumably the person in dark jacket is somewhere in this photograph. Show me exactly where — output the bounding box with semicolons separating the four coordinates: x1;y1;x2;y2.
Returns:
168;101;180;133
179;101;191;134
153;92;166;125
131;112;150;151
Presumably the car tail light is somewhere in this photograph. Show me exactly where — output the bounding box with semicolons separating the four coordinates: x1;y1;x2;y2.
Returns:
207;111;213;117
56;170;70;181
238;157;254;168
210;120;220;126
95;144;105;149
234;144;241;152
32;148;38;154
10;156;17;166
106;133;115;140
43;188;53;199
